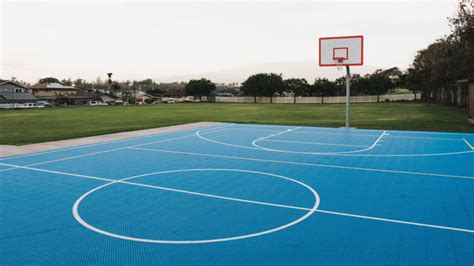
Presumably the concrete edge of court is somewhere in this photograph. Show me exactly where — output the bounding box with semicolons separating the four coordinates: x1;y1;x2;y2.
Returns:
0;121;223;157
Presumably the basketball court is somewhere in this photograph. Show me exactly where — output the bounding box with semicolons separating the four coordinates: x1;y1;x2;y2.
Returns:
1;123;473;264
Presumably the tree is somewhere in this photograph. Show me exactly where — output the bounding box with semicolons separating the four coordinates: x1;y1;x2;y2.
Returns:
405;1;473;104
284;78;309;103
349;74;366;96
61;78;72;86
399;68;422;100
185;78;216;101
241;73;284;103
111;82;121;93
365;70;395;102
39;77;60;84
334;77;348;96
312;78;337;103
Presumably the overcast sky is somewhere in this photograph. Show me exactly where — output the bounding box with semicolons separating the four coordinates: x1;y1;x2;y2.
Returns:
1;0;458;83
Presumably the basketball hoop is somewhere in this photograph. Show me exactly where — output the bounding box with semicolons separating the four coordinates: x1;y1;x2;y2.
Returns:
334;58;345;70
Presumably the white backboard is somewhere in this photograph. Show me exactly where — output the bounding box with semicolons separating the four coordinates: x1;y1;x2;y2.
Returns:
319;35;364;67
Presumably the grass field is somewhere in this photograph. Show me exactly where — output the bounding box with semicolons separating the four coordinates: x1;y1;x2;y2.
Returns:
1;102;472;145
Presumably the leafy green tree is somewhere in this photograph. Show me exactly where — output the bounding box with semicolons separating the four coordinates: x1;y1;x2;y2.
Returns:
185;78;216;101
313;78;337;103
111;82;121;93
241;73;284;103
284;78;309;103
39;77;60;84
334;77;348;96
405;1;473;104
349;74;367;96
366;70;395;102
399;69;422;100
61;78;73;86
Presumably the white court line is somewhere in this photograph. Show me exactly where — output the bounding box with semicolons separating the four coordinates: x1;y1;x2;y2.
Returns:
252;130;387;155
463;139;474;150
0;163;310;212
231;127;382;137
0;135;195;172
387;135;465;141
261;139;370;148
251;127;300;146
72;168;319;244
292;130;382;137
0;125;235;172
2;161;471;234
220;126;470;141
128;147;474;180
0;123;228;161
314;209;473;233
197;127;474;157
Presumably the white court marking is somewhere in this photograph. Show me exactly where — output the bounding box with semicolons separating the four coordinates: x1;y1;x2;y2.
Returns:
73;168;320;244
0;125;234;172
261;139;370;148
463;139;474;150
252;129;387;155
196;127;474;157
2;161;472;234
128;147;474;180
225;126;470;141
0;123;231;162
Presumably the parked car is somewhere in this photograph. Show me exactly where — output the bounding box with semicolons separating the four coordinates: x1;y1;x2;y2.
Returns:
86;101;107;106
37;101;53;108
184;96;200;102
15;103;44;109
163;100;176;104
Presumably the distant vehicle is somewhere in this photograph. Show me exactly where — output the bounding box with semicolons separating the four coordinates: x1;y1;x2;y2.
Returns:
136;101;146;105
164;100;176;104
16;103;44;109
37;101;53;108
151;100;162;104
184;96;200;102
86;101;107;106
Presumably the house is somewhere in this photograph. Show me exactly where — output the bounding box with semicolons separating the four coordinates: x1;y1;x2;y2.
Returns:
136;93;158;103
0;81;38;107
29;82;76;100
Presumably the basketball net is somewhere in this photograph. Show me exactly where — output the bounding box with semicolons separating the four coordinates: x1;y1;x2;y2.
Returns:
335;58;344;71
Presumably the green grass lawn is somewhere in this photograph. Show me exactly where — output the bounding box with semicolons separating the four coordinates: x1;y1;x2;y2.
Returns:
0;102;472;145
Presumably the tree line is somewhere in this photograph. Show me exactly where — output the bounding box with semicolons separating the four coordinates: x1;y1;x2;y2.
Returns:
4;1;470;105
402;0;473;104
240;67;403;103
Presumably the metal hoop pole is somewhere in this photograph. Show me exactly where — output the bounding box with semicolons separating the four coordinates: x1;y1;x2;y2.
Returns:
345;66;351;128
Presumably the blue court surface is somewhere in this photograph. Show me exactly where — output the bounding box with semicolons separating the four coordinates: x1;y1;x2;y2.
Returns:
1;123;473;265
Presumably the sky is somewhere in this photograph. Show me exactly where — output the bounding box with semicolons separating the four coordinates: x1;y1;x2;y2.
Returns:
0;0;459;83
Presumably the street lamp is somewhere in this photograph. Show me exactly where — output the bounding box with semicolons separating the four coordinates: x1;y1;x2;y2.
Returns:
107;73;113;94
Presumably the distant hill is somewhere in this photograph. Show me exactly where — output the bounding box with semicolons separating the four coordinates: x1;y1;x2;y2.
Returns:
158;61;381;83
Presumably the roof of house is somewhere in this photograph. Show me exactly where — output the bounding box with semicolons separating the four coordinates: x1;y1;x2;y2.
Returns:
0;92;38;102
30;83;75;90
0;81;29;89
